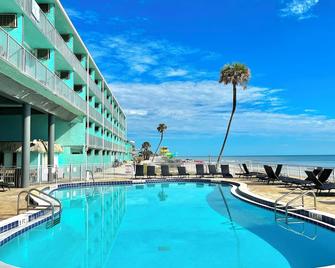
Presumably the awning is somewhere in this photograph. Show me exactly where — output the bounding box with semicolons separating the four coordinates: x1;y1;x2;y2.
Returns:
0;140;63;153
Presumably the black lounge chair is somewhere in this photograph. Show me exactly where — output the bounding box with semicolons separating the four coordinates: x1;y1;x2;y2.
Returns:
147;166;157;179
305;170;335;194
220;165;233;178
208;165;221;177
135;165;144;179
264;165;299;184
161;165;173;177
177;166;190;178
257;164;282;183
236;163;261;178
196;164;210;177
317;168;333;183
286;168;332;187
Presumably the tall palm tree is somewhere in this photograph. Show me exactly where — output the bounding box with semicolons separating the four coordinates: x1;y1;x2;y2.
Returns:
152;123;167;161
216;63;251;166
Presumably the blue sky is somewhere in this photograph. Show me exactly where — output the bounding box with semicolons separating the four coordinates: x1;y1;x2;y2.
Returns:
63;0;335;156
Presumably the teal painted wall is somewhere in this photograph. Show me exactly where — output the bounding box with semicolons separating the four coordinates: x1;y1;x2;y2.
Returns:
60;70;74;89
4;13;23;44
44;4;55;26
39;48;55;71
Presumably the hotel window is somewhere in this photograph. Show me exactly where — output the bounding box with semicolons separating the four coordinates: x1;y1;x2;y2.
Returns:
0;14;17;28
36;49;50;60
75;54;83;61
71;147;83;155
61;34;71;43
74;85;83;93
38;3;50;13
94;150;100;156
58;71;70;80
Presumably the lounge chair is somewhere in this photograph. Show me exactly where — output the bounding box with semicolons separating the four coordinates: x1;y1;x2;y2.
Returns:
208;165;221;177
147;166;157;179
317;168;333;183
196;164;210;177
161;165;173;177
257;164;282;183
264;165;299;184
135;165;144;179
236;163;260;178
177;166;190;178
220;165;233;178
305;170;335;194
286;168;332;187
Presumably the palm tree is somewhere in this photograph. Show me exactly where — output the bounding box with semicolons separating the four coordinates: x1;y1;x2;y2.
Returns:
140;141;152;160
216;63;251;166
152;123;167;161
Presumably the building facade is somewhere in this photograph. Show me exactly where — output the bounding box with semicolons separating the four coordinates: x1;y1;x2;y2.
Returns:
0;0;131;186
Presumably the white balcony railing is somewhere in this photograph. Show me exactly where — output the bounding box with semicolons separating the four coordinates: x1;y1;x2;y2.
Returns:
90;81;102;101
16;0;87;82
0;27;86;114
88;135;103;148
89;106;103;124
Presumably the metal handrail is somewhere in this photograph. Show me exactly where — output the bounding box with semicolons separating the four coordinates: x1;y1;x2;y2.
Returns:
285;190;317;223
17;188;62;225
274;187;302;215
86;170;95;183
29;188;62;211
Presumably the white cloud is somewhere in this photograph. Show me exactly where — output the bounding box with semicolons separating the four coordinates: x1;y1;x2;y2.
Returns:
65;8;99;24
111;80;335;141
280;0;320;20
124;109;148;116
85;32;219;82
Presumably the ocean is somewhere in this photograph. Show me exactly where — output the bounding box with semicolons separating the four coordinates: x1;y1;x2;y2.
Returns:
177;155;335;168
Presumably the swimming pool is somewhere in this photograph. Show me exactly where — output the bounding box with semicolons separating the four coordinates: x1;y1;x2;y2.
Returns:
0;182;335;268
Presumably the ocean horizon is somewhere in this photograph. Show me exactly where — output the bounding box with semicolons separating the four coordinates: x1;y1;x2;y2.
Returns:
176;155;335;168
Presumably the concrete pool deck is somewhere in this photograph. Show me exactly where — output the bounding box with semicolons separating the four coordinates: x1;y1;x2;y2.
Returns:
1;176;335;221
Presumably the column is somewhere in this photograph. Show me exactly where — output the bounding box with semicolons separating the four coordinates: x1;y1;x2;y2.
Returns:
21;103;31;188
48;114;55;182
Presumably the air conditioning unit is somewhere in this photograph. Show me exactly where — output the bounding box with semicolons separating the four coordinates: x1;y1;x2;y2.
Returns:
0;14;17;28
36;49;50;60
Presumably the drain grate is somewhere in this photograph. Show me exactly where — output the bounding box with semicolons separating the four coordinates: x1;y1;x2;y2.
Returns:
158;246;170;252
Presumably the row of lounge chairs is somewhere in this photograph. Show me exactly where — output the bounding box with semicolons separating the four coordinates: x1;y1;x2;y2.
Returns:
238;163;335;195
134;164;233;179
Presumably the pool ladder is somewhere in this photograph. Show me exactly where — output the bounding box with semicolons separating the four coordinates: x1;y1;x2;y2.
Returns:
274;188;317;240
17;188;62;228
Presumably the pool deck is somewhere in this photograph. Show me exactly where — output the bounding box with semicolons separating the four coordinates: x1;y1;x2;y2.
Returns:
1;176;335;221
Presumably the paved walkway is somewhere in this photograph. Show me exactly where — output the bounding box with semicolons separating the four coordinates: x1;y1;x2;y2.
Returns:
1;177;335;221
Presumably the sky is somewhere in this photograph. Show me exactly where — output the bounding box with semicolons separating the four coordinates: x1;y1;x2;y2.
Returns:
62;0;335;156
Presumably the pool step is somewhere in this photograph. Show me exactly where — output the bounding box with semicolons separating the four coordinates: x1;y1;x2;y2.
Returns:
46;215;61;229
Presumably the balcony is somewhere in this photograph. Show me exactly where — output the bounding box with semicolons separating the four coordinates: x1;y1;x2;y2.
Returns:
104;119;114;132
104;140;113;150
0;27;86;114
16;0;87;82
90;81;102;101
88;134;103;148
89;106;103;124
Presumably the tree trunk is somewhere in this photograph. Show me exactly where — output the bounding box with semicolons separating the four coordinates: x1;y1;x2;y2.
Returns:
152;133;163;161
216;83;237;167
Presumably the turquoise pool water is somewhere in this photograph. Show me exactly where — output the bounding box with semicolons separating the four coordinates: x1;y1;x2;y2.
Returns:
0;183;335;268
